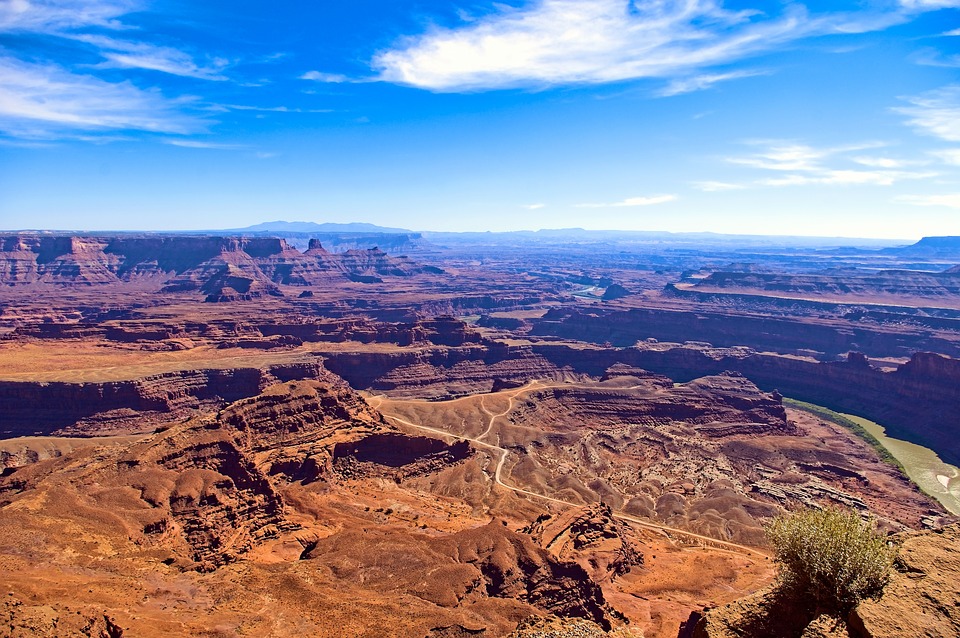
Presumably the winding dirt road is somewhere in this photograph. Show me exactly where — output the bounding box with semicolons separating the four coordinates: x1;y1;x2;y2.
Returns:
368;383;771;559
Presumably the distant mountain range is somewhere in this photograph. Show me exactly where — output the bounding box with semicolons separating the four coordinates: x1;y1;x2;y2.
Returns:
226;221;913;248
230;221;414;234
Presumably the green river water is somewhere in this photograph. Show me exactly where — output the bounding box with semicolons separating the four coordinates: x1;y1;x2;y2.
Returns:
838;413;960;516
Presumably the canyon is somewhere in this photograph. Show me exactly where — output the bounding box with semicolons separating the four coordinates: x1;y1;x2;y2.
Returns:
1;230;958;637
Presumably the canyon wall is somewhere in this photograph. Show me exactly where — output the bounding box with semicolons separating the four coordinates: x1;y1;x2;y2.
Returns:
533;306;960;358
0;362;326;437
0;233;439;292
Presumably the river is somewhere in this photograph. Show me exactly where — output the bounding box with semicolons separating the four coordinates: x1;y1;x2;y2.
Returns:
841;413;960;515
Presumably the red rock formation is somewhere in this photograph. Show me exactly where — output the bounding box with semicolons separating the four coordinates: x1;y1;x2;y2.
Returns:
0;362;330;440
521;503;642;583
0;233;442;292
533;305;960;359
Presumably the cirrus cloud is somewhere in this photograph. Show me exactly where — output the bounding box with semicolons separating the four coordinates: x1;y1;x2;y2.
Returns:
0;56;204;137
895;85;960;142
575;194;677;208
372;0;916;92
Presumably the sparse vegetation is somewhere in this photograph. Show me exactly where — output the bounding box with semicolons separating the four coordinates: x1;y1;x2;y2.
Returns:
766;507;896;611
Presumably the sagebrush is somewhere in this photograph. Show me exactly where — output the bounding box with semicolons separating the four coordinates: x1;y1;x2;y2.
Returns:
766;507;896;610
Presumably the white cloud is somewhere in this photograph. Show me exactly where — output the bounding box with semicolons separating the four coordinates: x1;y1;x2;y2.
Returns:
163;139;240;149
851;156;912;168
912;47;960;68
898;193;960;208
372;0;833;91
2;3;230;81
0;0;134;33
724;141;936;188
657;69;767;97
576;194;677;208
0;56;203;137
693;180;746;191
760;169;935;187
72;35;230;80
217;103;334;114
932;148;960;165
899;0;960;9
725;142;882;172
728;143;826;171
522;203;546;210
895;85;960;142
300;70;349;83
945;28;960;36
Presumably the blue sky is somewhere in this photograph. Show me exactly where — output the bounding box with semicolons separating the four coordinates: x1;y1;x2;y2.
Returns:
1;0;959;238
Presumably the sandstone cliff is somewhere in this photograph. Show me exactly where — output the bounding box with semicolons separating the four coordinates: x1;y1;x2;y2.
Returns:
0;361;328;441
0;233;441;293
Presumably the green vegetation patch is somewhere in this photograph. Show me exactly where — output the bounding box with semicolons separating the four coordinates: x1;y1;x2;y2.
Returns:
767;507;896;611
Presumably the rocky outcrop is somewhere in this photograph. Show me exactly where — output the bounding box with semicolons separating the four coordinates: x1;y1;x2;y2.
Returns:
0;361;330;440
849;524;960;637
1;597;126;638
601;284;631;300
506;616;607;638
689;524;960;638
521;503;642;583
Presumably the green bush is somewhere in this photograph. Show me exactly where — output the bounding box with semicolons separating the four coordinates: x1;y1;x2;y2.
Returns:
766;508;896;610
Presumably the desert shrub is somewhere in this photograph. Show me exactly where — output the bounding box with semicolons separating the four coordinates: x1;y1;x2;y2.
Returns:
766;507;896;610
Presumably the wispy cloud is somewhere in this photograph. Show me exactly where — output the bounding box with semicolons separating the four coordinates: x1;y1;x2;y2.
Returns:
0;56;204;137
372;0;917;92
215;103;334;114
70;34;231;80
693;180;746;192
163;139;240;149
912;47;960;68
895;85;960;141
300;70;350;83
657;69;768;97
851;156;917;168
724;141;936;187
576;194;677;208
931;149;960;165
727;143;835;172
899;0;960;9
898;193;960;208
522;203;546;210
759;169;935;187
0;1;226;139
0;0;134;33
1;1;231;82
